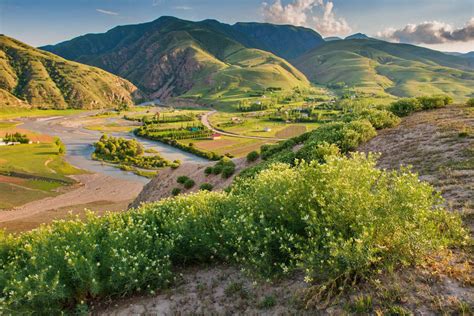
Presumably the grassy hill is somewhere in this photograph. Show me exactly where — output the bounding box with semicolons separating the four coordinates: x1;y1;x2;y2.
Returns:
41;17;312;103
293;39;474;100
0;35;140;109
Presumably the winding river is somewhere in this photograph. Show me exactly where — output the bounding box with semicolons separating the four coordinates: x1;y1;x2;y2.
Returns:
20;112;209;184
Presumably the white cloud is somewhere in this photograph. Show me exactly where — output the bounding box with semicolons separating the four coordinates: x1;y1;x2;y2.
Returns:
96;9;119;16
261;0;351;36
173;6;192;10
378;17;474;44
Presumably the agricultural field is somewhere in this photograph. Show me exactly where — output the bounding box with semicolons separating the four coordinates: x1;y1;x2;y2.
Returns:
180;136;275;158
208;108;339;138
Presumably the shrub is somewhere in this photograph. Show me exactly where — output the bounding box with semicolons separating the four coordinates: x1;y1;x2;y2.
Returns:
0;154;465;313
177;176;189;184
171;187;181;196
183;179;195;189
246;151;260;162
467;98;474;107
170;160;181;169
212;164;223;175
204;166;213;175
221;165;236;179
200;183;213;191
226;154;466;279
343;109;400;129
389;98;421;116
418;96;450;110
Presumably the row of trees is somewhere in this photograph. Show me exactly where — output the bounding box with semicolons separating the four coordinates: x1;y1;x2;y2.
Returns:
2;132;30;144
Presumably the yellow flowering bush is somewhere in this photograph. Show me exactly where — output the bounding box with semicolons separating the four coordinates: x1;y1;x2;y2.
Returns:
0;154;466;313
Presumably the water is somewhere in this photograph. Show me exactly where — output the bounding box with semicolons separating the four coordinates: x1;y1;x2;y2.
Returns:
20;113;208;183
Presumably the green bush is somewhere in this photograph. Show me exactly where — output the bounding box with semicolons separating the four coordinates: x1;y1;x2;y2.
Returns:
390;96;451;117
171;187;181;196
389;98;421;117
170;160;181;169
221;166;236;179
183;179;195;189
204;166;213;175
0;154;466;313
199;183;213;191
343;109;400;129
212;164;223;175
177;176;190;184
246;151;260;162
467;98;474;107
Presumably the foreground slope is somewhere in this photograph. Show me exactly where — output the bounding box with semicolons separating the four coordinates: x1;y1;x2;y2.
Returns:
294;39;474;99
41;17;311;101
0;35;140;109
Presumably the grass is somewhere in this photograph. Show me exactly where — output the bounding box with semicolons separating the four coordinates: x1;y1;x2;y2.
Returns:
0;143;83;209
0;143;81;181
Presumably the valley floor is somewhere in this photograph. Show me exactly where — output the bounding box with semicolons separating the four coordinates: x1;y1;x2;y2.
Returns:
95;105;473;315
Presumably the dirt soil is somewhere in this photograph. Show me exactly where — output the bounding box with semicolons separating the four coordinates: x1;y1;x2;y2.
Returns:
359;105;474;230
0;174;143;233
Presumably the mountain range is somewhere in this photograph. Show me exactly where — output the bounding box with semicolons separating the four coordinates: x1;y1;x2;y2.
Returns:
41;17;320;103
1;16;473;109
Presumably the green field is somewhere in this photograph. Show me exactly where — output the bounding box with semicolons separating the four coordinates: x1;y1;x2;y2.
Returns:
0;143;83;209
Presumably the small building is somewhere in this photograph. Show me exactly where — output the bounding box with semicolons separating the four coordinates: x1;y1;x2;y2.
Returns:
263;127;272;132
211;133;222;140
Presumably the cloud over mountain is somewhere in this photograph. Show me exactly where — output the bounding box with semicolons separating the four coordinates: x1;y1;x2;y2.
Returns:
261;0;351;36
378;18;474;44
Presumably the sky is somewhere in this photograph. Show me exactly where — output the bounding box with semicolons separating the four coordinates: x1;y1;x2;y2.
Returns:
0;0;473;53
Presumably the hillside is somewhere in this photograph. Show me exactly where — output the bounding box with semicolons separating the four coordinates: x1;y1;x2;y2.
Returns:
41;17;312;103
293;39;474;100
0;35;140;109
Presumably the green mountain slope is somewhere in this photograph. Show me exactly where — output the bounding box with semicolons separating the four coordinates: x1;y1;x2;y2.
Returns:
0;35;140;109
293;39;474;99
41;17;312;102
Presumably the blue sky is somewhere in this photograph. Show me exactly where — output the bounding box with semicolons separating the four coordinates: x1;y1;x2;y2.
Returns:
0;0;473;52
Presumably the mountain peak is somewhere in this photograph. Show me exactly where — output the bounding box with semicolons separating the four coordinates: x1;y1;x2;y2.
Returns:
345;33;370;40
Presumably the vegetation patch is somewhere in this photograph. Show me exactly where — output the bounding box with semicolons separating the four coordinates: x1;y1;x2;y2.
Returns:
0;153;466;313
92;134;170;171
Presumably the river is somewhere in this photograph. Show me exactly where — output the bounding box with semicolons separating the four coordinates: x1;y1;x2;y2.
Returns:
20;112;209;184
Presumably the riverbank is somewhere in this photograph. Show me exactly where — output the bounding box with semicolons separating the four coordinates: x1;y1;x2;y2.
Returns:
0;173;143;233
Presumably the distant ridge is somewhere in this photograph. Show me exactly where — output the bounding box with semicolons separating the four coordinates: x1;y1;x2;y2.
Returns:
294;39;474;99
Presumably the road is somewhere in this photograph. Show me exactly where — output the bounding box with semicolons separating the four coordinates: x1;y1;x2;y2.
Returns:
200;111;287;141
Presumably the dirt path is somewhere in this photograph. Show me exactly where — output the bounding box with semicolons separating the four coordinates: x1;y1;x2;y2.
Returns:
201;111;287;141
359;105;473;228
0;174;143;232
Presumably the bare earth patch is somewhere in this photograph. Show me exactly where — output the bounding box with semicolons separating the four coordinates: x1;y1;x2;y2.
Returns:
359;105;474;230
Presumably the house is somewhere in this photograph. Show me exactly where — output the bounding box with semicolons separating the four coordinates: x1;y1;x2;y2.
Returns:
263;127;272;132
211;133;222;140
